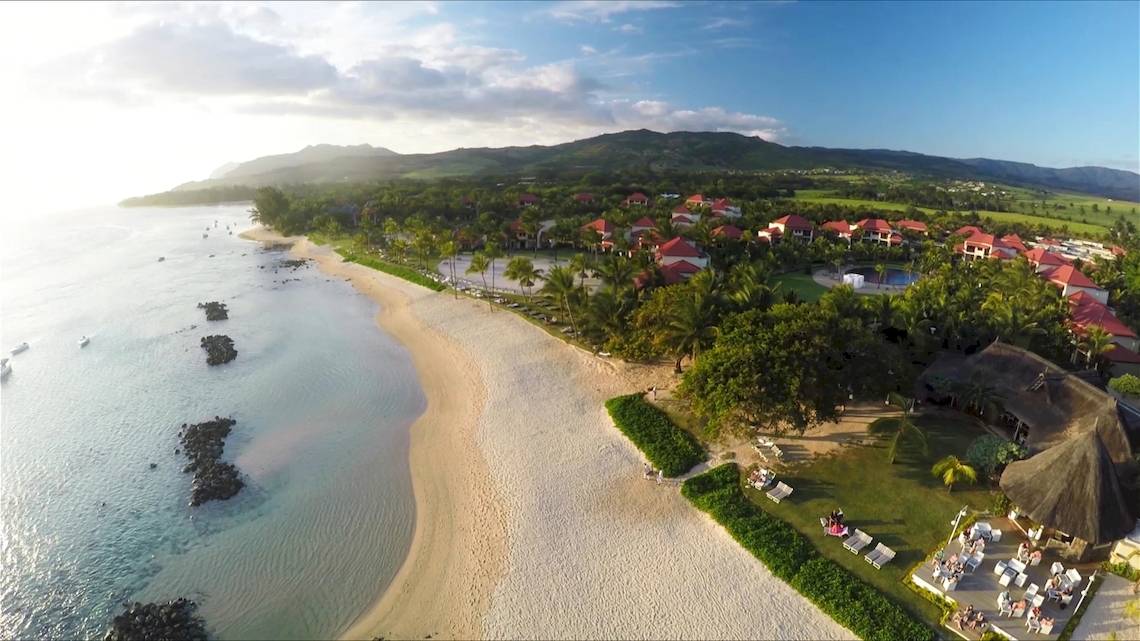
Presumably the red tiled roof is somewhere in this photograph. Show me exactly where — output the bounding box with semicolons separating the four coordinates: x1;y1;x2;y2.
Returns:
1023;247;1069;266
658;236;702;257
955;225;983;236
897;219;928;232
1001;234;1028;253
1069;294;1137;338
890;233;903;245
1112;245;1127;257
673;205;692;215
965;232;997;247
822;220;852;234
712;224;743;240
631;216;657;229
856;218;892;232
573;192;594;202
519;193;539;204
1039;238;1061;247
1047;265;1100;289
624;192;649;204
1106;344;1140;364
685;194;707;205
660;260;702;284
580;218;614;235
772;214;813;231
712;197;732;210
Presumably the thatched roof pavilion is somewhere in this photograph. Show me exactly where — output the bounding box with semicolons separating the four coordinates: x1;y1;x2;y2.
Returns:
1000;430;1137;545
921;341;1139;471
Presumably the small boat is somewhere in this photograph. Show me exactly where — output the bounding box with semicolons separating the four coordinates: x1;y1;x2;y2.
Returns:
1;358;11;380
78;336;90;348
157;256;165;262
10;342;29;355
202;233;208;239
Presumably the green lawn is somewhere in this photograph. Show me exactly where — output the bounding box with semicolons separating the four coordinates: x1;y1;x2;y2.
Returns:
744;413;993;625
773;272;830;302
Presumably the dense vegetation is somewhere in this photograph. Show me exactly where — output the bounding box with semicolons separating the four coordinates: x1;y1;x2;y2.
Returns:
604;394;705;476
121;185;258;207
682;464;935;641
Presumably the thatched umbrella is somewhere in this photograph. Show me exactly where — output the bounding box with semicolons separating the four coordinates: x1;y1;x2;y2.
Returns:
1000;430;1136;546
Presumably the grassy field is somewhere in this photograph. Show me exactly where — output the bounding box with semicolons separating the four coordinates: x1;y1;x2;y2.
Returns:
1006;187;1140;229
793;193;1110;236
745;413;993;626
772;272;830;302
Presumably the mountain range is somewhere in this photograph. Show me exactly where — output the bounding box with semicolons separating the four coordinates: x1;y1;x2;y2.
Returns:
170;130;1139;201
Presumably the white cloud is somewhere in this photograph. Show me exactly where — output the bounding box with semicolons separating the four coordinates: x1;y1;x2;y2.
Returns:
545;1;678;23
702;17;748;30
580;44;598;55
616;23;643;34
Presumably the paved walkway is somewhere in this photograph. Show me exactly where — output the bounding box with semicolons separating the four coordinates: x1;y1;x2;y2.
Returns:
1070;574;1140;640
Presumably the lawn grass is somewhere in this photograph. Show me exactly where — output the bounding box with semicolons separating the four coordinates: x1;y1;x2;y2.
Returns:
744;413;993;626
772;272;830;302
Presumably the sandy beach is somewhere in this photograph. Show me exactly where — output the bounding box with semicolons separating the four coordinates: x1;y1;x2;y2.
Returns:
242;227;854;640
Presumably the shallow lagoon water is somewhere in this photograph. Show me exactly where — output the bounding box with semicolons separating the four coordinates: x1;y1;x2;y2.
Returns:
1;205;422;639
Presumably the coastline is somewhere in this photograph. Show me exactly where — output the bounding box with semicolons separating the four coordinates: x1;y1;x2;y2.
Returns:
241;226;854;640
240;227;506;640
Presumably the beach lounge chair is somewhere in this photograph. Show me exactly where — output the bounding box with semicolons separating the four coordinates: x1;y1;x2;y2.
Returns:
994;560;1008;576
1040;619;1054;635
1065;568;1082;586
990;529;1002;542
966;552;984;573
999;572;1014;587
865;543;895;569
843;529;872;554
1051;561;1065;576
765;482;793;503
1025;583;1039;600
1015;572;1029;587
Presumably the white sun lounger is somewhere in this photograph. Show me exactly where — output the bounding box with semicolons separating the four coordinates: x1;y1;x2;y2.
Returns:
765;481;793;503
843;529;872;554
865;543;896;568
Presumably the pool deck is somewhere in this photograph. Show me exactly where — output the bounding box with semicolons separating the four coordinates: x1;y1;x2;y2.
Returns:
812;268;912;295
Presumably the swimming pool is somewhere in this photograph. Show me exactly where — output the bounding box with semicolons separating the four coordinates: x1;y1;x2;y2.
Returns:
848;266;919;286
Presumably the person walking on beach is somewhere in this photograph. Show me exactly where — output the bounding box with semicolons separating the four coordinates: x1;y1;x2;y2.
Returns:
650;386;657;400
656;470;663;485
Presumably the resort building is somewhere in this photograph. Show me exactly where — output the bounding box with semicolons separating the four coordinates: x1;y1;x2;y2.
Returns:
518;193;540;208
1023;247;1071;273
580;218;615;252
508;218;557;250
896;219;929;235
1068;291;1138;352
671;205;701;228
1000;233;1028;253
573;192;595;205
956;232;1020;261
710;198;743;219
685;194;711;209
711;223;743;241
623;192;650;207
630;216;657;236
768;215;815;242
821;220;854;242
955;225;985;237
855;218;897;245
1042;265;1108;304
657;237;708;269
658;259;703;285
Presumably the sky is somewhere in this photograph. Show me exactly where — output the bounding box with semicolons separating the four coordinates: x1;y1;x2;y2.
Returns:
1;0;1137;213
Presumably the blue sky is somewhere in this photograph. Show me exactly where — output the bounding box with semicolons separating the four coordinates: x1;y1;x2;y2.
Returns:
2;1;1137;210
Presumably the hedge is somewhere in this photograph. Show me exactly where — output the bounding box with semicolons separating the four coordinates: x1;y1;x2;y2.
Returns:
340;251;447;292
682;464;935;641
605;394;705;477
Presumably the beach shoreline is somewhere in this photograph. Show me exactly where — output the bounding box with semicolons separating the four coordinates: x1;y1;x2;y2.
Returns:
240;227;506;640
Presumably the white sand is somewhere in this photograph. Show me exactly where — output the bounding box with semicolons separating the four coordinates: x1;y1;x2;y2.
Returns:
244;228;854;640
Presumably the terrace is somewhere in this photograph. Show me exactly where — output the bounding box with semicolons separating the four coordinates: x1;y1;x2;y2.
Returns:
911;517;1099;640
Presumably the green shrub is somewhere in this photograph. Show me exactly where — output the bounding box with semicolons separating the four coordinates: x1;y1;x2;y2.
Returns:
682;464;935;641
340;251;446;292
1109;373;1140;396
966;434;1027;478
605;394;704;477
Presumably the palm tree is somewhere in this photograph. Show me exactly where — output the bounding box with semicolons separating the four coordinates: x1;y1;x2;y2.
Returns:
874;262;887;289
569;253;591;288
868;392;928;463
595;255;637;294
505;256;541;300
466;253;491;310
955;375;1003;418
484;242;504;295
660;290;719;373
931;455;978;492
439;240;458;299
542;265;580;336
1079;325;1115;372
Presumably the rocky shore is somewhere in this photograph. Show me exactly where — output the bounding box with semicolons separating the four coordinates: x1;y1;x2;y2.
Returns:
103;598;207;641
179;417;244;506
197;301;229;321
200;335;237;365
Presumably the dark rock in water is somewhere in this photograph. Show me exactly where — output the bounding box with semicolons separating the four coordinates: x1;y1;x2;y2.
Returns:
149;463;157;469
277;258;310;272
179;416;244;506
200;335;237;366
196;301;228;321
103;598;207;641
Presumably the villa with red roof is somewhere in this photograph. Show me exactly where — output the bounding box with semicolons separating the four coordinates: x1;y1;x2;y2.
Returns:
1023;247;1071;273
1000;234;1028;253
821;220;854;241
855;218;895;245
671;205;701;228
957;233;1019;261
630;216;657;235
897;219;928;235
710;197;742;219
580;218;615;251
955;225;984;237
769;215;815;242
1068;292;1138;352
1043;265;1108;304
685;194;711;208
623;192;650;207
657;237;708;269
573;192;595;204
711;224;743;241
518;193;539;207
